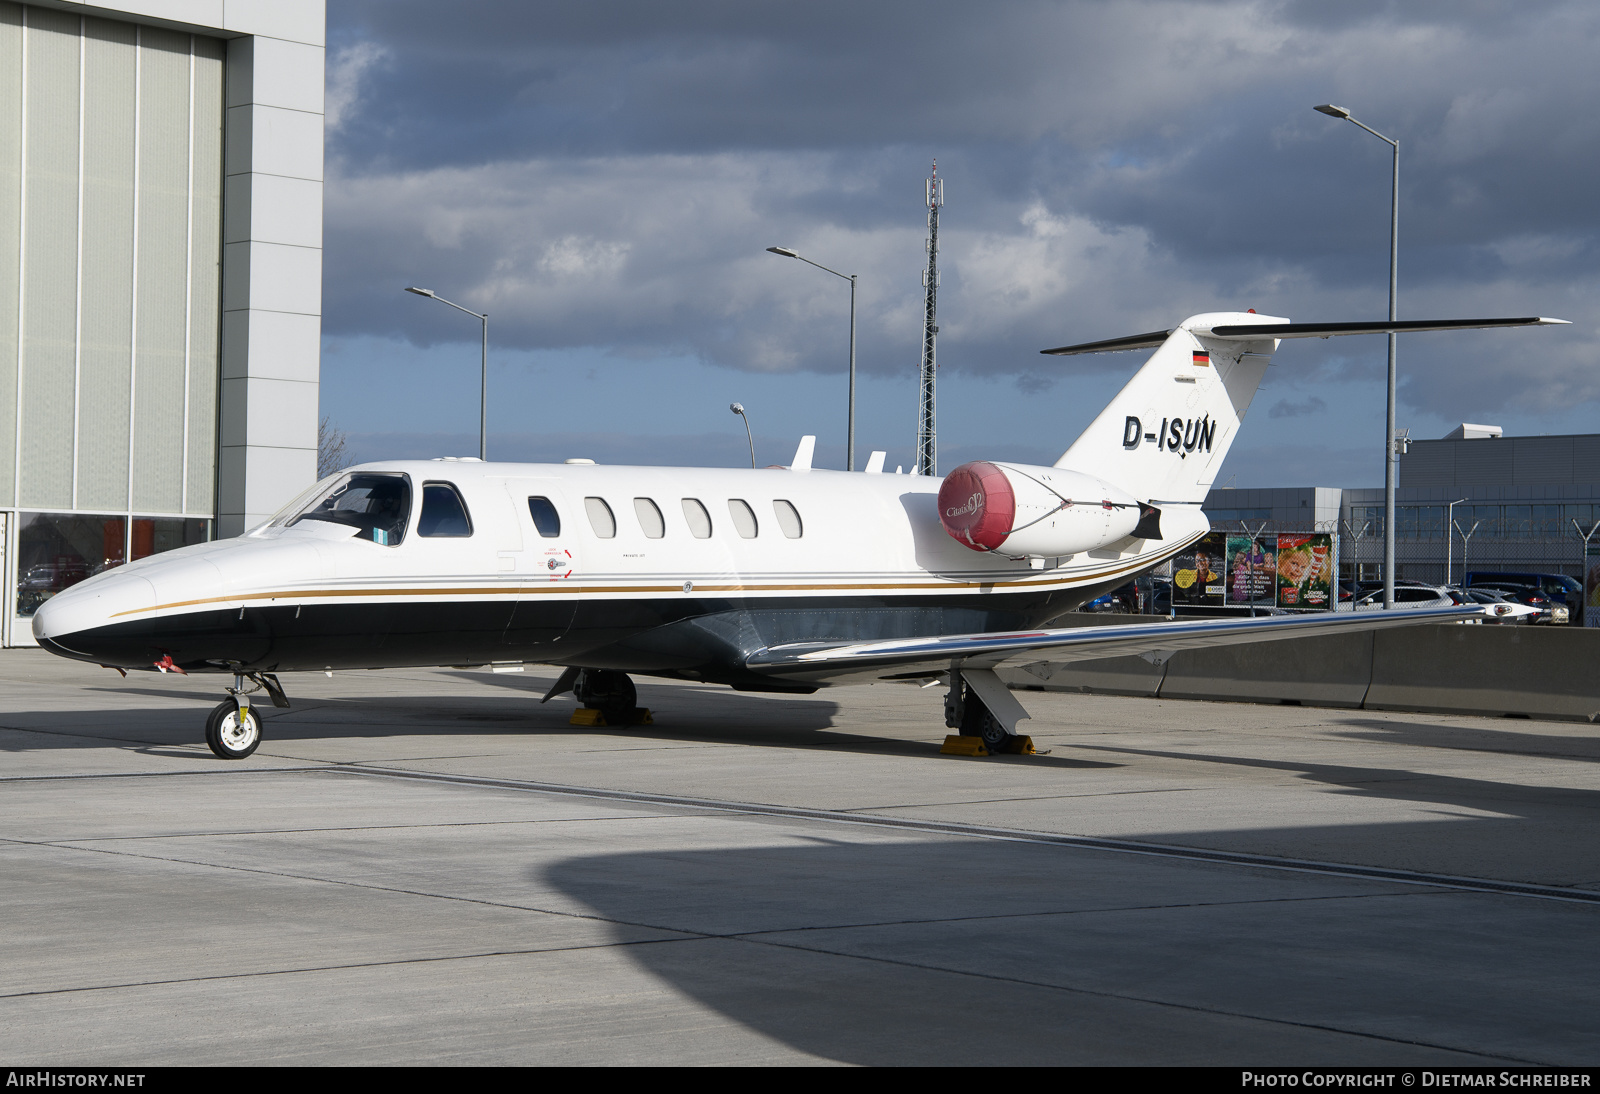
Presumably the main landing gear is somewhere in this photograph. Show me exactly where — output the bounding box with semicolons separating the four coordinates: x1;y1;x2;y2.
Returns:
943;665;1037;756
542;667;649;726
205;671;290;759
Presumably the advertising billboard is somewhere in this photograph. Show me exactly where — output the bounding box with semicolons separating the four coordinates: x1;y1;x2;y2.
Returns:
1276;533;1334;609
1225;534;1277;606
1173;532;1227;607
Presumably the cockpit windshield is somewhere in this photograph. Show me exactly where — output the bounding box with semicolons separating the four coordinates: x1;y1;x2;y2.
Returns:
287;472;412;546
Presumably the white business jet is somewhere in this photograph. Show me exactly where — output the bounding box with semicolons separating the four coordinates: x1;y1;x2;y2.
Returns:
33;312;1564;758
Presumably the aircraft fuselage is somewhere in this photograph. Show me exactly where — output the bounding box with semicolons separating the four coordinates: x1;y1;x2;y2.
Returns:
34;459;1205;687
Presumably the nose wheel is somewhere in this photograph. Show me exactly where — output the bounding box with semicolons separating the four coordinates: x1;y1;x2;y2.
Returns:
206;700;262;759
203;670;288;759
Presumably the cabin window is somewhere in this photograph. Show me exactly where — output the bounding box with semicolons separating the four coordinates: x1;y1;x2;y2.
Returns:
418;482;473;537
773;499;803;539
728;498;758;539
585;497;616;538
634;498;665;539
681;498;712;539
527;497;561;538
289;472;411;547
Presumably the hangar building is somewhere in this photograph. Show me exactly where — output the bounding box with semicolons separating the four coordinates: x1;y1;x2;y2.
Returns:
1;0;324;645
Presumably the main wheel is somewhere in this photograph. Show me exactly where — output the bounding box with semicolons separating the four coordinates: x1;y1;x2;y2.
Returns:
960;687;1016;754
573;669;637;725
205;700;262;759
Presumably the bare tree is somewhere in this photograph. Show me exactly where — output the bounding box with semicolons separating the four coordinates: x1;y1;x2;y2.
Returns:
318;416;351;479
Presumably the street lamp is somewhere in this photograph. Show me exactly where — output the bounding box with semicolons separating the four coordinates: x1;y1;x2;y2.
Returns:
767;246;858;471
730;403;755;468
1315;104;1400;609
405;286;489;461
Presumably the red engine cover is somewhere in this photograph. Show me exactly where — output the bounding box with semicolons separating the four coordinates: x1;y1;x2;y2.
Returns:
938;461;1015;551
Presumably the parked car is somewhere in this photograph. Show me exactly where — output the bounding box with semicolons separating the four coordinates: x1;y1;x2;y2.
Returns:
1461;588;1539;624
1081;581;1140;613
1464;571;1584;625
16;559;90;617
1337;583;1480;620
19;560;88;591
1472;585;1570;625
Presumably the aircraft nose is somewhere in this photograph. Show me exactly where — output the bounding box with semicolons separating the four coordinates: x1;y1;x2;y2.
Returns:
32;569;159;665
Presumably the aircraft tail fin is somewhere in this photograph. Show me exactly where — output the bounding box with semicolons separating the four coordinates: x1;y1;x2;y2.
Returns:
1051;312;1280;506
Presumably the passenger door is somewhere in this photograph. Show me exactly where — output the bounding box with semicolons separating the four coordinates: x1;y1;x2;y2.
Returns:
498;480;580;654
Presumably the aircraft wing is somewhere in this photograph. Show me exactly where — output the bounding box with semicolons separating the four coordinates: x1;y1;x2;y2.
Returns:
744;606;1477;683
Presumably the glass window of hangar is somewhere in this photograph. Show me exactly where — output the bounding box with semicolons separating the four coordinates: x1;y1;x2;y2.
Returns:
14;512;208;618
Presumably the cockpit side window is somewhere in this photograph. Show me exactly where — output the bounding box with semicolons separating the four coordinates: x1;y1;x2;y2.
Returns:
288;472;412;546
418;482;473;537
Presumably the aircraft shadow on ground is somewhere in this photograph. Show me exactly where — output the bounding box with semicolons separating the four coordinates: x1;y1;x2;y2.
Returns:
26;674;1122;768
1067;739;1600;883
539;838;1599;1065
1325;716;1600;764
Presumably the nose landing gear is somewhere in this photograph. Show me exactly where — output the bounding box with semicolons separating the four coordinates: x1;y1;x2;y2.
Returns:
204;671;289;759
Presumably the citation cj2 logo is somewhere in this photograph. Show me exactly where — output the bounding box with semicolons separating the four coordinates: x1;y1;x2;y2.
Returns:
1123;415;1216;458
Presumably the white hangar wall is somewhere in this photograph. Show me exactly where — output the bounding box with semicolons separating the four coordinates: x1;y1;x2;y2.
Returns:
0;0;324;646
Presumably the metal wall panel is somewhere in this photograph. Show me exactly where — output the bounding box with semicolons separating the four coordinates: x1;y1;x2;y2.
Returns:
75;17;136;512
1452;442;1514;487
18;7;80;510
186;35;223;516
1574;438;1600;485
0;4;20;509
1398;444;1452;487
4;7;225;522
130;27;190;514
1512;436;1575;486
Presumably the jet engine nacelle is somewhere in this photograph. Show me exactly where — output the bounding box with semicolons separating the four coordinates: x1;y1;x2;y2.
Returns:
938;461;1144;558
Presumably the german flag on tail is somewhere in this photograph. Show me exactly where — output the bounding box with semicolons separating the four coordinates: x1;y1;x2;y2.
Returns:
1192;351;1210;367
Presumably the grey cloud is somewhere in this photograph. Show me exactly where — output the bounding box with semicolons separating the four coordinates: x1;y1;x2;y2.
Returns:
324;0;1600;440
1269;395;1328;419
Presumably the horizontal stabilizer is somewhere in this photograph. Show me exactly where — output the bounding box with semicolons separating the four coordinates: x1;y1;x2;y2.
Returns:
1041;329;1174;356
1208;317;1569;340
1042;316;1568;356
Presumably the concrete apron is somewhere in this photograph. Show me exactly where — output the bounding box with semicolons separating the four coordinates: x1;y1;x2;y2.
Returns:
1005;623;1600;723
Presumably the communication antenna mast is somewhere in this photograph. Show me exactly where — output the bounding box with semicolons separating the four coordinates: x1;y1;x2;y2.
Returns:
916;161;942;476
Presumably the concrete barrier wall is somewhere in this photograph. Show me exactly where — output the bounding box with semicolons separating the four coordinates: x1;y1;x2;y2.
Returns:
1007;620;1600;723
1160;630;1374;709
1008;655;1166;697
1364;625;1600;722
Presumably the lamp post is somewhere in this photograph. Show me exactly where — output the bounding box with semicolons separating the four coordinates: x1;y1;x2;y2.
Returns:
1315;104;1399;609
730;403;755;468
1446;498;1468;585
767;247;858;471
405;286;488;461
